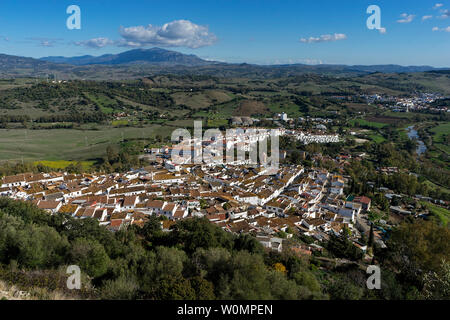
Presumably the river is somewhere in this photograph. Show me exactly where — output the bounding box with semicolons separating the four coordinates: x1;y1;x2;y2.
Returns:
406;125;427;156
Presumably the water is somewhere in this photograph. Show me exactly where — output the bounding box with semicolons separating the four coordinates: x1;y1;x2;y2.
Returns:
406;125;427;156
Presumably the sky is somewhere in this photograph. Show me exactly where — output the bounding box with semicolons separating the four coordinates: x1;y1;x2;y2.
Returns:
0;0;449;66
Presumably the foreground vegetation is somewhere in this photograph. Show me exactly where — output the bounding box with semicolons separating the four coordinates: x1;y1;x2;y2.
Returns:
0;198;448;300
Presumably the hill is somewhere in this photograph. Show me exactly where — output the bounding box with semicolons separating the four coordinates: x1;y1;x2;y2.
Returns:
41;48;213;66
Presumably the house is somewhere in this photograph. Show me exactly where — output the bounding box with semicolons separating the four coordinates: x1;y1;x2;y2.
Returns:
146;200;167;215
302;218;327;231
234;192;259;206
36;200;62;214
345;202;362;216
93;208;108;222
122;196;139;210
265;199;292;216
173;208;188;220
0;174;29;188
58;204;80;216
78;207;97;219
256;236;283;252
185;199;200;210
161;203;178;217
354;196;371;211
107;219;124;232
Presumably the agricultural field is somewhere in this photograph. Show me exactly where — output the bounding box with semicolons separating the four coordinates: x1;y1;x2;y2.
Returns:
171;89;234;109
430;122;450;155
268;102;304;118
421;201;450;226
348;119;388;129
0;72;448;163
368;134;386;143
0;125;174;162
33;160;96;170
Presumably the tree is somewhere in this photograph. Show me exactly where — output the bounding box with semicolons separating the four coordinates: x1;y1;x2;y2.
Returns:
422;259;450;300
328;276;364;300
234;234;264;254
385;220;450;288
368;223;375;248
69;238;110;278
327;234;364;261
100;275;139;300
170;218;234;254
189;276;216;300
140;215;163;241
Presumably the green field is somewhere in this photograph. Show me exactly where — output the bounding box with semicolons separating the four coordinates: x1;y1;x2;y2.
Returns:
192;99;239;120
83;92;119;114
430;122;450;155
112;120;131;126
268;103;304;118
0;125;175;162
349;119;388;129
421;201;450;226
368;134;386;143
430;122;450;141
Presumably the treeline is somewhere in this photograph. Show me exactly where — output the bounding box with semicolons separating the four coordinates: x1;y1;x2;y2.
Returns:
0;112;108;125
34;112;108;124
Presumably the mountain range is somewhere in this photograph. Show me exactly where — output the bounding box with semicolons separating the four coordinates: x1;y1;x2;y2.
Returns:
0;47;448;80
40;48;214;66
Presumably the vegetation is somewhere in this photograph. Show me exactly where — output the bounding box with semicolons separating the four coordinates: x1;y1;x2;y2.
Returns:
0;198;448;300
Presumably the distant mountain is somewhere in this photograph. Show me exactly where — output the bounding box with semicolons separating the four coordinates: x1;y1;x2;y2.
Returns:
269;63;445;74
345;64;442;73
41;48;213;67
0;49;448;80
0;53;73;78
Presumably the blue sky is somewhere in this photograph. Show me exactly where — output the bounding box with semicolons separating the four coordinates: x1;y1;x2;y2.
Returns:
0;0;449;66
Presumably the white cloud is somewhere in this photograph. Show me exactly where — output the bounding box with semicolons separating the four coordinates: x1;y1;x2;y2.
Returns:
299;33;347;43
433;3;444;9
28;37;62;47
438;9;450;19
422;15;433;21
40;41;53;47
397;13;415;23
74;37;114;48
378;27;387;34
118;20;217;49
432;26;450;32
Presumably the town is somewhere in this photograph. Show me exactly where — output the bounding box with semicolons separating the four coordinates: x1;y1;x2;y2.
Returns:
1;151;380;259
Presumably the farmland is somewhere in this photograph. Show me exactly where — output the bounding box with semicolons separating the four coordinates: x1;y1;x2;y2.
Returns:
430;122;450;155
0;72;449;164
0;125;174;162
421;201;450;226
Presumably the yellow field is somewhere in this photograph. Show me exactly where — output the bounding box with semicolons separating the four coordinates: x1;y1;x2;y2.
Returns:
33;160;96;170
